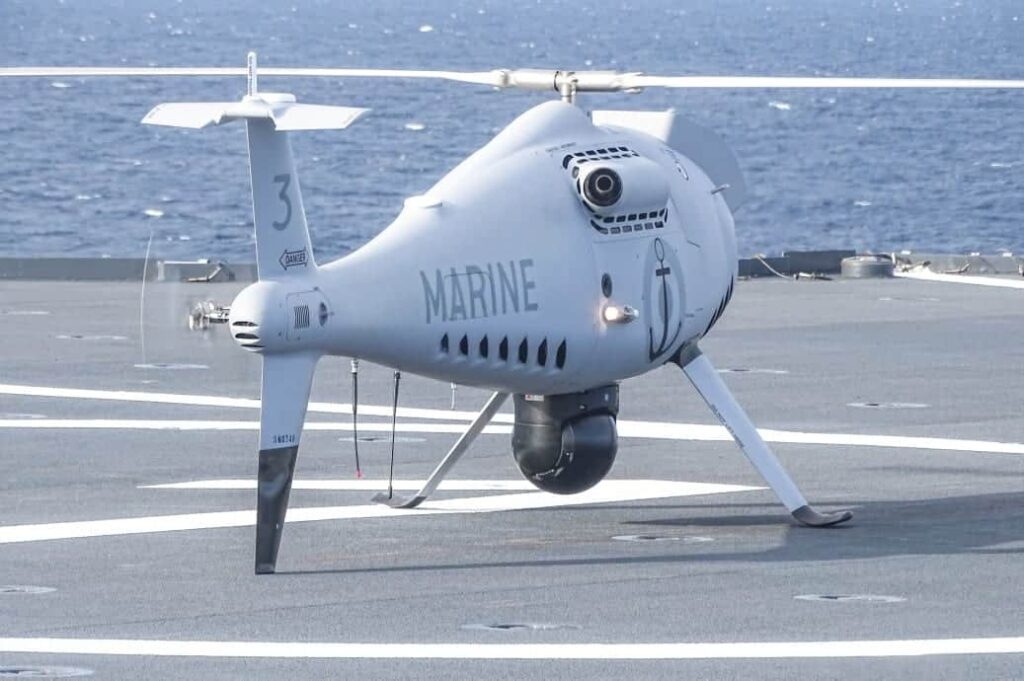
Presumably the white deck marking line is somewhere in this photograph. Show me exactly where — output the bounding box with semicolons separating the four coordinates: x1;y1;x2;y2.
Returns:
0;636;1022;660
894;268;1024;289
0;383;508;423
0;480;757;544
2;417;1023;454
0;419;493;433
142;479;538;491
618;421;1024;454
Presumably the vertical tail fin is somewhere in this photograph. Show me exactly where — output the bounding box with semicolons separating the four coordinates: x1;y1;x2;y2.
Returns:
141;53;368;279
255;351;318;574
245;117;315;279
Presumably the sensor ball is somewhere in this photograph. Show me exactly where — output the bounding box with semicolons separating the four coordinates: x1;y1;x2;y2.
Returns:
582;167;623;207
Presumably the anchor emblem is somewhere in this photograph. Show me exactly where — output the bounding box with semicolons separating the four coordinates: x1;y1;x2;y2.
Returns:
645;238;683;362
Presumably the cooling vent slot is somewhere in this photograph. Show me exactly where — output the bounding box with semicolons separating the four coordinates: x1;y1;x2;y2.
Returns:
436;332;568;371
293;305;310;329
555;340;567;369
703;278;735;337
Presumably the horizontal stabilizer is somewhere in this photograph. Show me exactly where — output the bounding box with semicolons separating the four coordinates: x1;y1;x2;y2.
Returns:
271;103;367;130
142;102;237;129
142;95;368;131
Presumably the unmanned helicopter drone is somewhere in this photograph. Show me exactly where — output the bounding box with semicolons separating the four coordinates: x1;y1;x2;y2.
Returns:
4;55;1023;574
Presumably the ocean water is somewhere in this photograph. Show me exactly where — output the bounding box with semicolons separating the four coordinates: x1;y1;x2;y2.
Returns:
1;0;1022;263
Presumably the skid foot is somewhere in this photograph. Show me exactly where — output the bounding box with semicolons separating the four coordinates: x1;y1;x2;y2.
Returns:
792;505;853;527
372;492;426;509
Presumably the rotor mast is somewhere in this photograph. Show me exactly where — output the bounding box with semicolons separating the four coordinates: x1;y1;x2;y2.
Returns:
559;77;577;104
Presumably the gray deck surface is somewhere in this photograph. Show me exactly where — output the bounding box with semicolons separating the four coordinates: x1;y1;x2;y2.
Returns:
1;276;1022;679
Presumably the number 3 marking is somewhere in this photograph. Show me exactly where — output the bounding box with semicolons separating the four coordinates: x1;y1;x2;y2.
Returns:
272;174;292;231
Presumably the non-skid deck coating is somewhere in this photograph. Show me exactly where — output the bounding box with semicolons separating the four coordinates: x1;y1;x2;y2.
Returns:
1;276;1022;680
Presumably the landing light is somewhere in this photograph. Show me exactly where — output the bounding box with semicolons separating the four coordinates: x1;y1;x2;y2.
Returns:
602;304;638;324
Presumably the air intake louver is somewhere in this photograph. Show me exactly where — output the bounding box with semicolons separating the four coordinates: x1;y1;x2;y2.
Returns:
562;146;640;168
231;320;263;352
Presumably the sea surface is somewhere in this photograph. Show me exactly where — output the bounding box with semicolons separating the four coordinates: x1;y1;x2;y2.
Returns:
1;0;1022;262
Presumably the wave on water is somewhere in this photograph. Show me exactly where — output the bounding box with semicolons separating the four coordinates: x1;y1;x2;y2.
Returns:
2;0;1022;260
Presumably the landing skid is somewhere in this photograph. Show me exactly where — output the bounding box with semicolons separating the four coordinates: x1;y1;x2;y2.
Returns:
373;391;510;509
674;344;852;528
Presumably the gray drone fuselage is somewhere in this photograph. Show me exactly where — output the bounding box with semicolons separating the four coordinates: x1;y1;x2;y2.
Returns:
229;100;739;395
127;60;854;575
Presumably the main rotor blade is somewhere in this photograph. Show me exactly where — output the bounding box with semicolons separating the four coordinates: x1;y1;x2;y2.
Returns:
0;66;504;87
5;66;1024;92
621;75;1024;90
